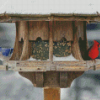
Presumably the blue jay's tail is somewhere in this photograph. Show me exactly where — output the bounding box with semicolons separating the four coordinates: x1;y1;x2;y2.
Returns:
0;47;13;57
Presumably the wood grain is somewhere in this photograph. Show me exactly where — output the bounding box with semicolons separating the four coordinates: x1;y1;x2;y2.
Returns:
44;71;60;87
5;60;100;71
53;21;73;41
60;72;68;87
29;21;49;41
20;21;30;60
71;21;83;60
36;72;43;87
49;21;53;61
10;22;23;60
44;87;60;100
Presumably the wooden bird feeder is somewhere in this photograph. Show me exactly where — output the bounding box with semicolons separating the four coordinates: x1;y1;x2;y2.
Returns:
1;12;100;100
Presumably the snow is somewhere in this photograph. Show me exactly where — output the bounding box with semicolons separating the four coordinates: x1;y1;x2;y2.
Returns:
53;54;78;61
0;0;100;15
27;54;78;61
27;57;49;61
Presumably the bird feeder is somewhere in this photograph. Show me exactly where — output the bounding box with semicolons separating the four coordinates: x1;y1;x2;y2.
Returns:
1;2;100;99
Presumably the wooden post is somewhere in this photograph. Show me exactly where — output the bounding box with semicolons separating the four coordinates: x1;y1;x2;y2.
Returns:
49;21;53;61
44;88;60;100
44;21;60;100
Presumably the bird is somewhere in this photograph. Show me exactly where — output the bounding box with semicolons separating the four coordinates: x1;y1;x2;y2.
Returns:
88;40;100;70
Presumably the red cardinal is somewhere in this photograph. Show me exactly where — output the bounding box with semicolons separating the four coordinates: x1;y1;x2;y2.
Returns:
88;40;100;70
88;40;100;59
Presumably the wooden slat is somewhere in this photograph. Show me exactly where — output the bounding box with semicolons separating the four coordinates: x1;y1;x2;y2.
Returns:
71;21;83;60
20;21;30;60
2;15;100;22
29;21;49;41
7;66;46;72
3;60;100;71
66;72;84;87
10;22;23;60
44;87;60;100
36;72;43;87
60;72;68;87
44;72;60;87
49;21;53;61
18;21;25;41
53;21;73;41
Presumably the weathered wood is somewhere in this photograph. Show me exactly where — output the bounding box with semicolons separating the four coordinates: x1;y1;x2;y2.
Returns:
49;21;53;61
18;21;25;41
2;14;100;22
10;22;23;60
29;21;49;41
53;21;73;41
28;42;33;57
78;21;89;60
66;72;84;87
44;72;60;87
71;21;83;60
61;21;86;88
19;72;36;86
20;21;30;60
7;66;46;72
44;87;60;100
36;72;43;87
60;72;68;87
9;21;37;87
0;14;11;22
3;60;100;71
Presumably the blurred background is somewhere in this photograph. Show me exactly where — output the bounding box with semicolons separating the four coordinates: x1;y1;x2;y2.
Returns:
0;22;100;100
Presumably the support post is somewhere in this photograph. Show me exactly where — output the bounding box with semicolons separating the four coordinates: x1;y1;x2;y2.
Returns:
44;87;60;100
44;21;60;100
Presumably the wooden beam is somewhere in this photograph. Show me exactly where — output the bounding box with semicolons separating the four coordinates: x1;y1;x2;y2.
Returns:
2;60;100;71
44;87;60;100
2;15;100;22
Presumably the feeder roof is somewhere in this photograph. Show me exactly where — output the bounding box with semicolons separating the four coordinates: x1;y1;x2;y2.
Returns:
0;0;100;16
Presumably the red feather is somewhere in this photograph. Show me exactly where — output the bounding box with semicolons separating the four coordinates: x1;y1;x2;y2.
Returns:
88;40;100;59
